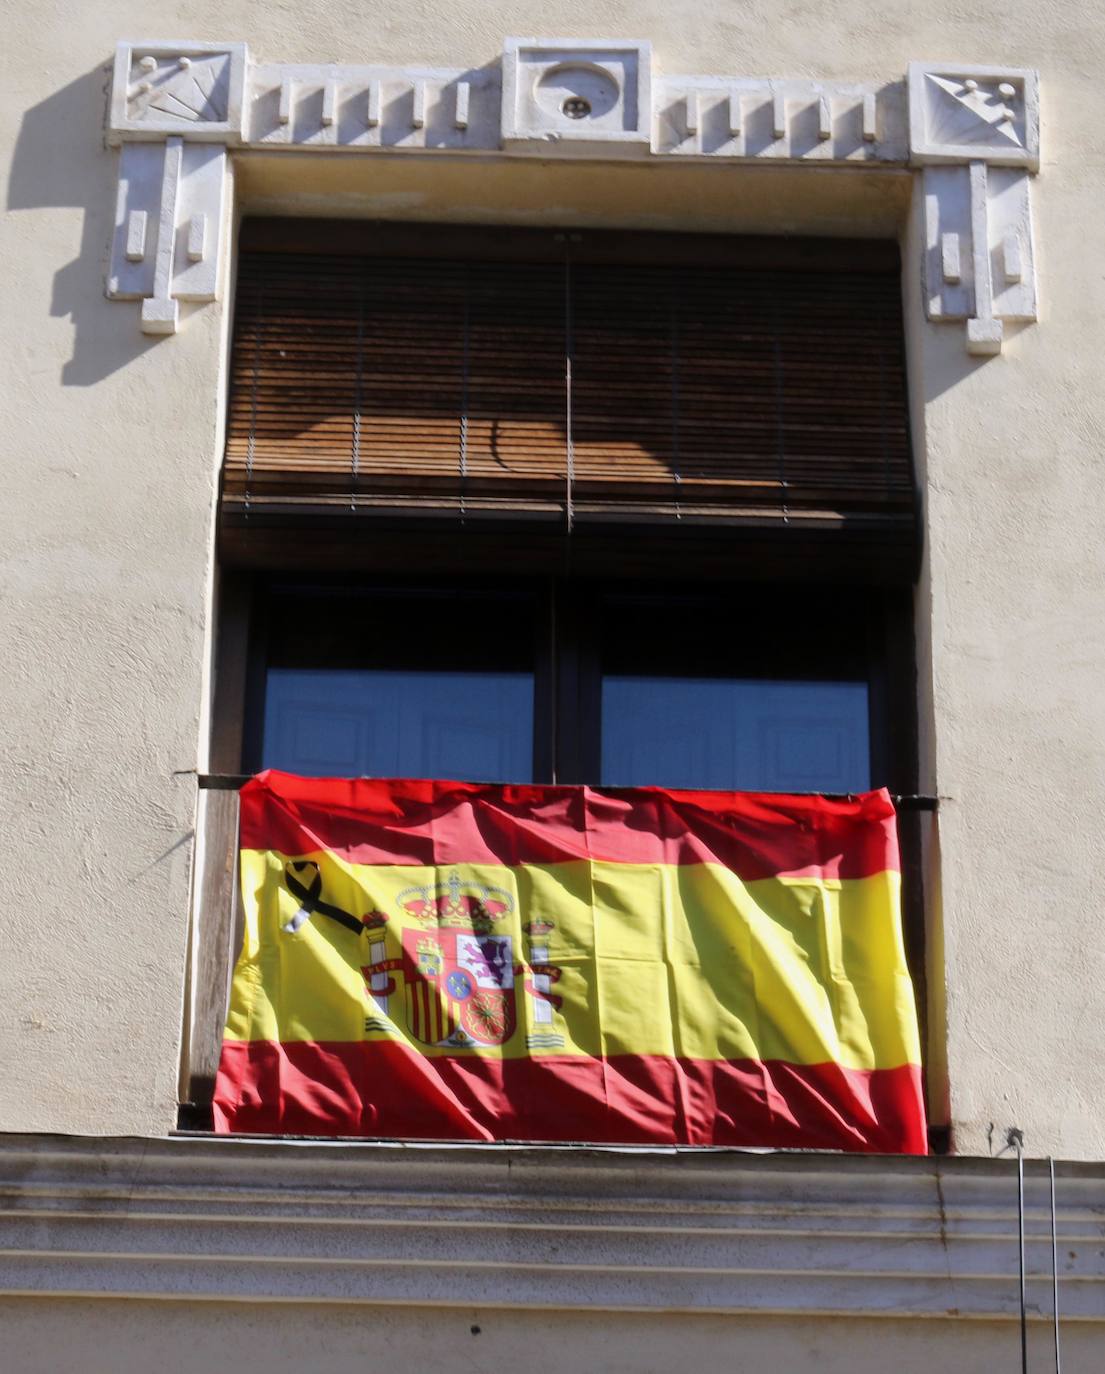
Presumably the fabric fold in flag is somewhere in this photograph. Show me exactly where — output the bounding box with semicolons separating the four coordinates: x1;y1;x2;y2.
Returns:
213;771;927;1153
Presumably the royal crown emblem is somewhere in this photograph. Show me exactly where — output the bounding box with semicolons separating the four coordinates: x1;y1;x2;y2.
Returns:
396;871;514;933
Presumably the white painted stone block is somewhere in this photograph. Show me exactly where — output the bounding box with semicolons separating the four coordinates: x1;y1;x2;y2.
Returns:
454;81;469;129
107;139;227;329
908;61;1039;170
923;165;974;320
654;78;899;161
245;62;497;150
186;214;206;262
173;146;227;301
862;92;877;142
817;96;832;141
772;89;787;141
941;231;961;284
124;209;148;262
109;40;247;144
501;37;652;153
987;166;1037;321
411;80;426;129
107;143;165;300
922;158;1037;353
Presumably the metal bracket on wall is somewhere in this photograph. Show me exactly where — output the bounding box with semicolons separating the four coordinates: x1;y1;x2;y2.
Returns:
104;40;1040;353
191;774;941;810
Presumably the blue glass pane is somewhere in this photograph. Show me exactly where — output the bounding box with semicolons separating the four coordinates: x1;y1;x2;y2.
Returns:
601;677;870;793
262;668;534;782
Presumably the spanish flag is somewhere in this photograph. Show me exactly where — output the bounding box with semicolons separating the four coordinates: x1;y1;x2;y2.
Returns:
213;772;927;1152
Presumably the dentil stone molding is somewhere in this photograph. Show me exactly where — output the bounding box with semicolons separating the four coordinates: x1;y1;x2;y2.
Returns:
105;39;1041;353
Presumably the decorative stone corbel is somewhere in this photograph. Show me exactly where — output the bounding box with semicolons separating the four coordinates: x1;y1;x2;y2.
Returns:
106;41;245;334
908;62;1040;355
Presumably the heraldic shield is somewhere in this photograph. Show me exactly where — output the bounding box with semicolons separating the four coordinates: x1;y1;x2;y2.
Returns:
400;927;517;1048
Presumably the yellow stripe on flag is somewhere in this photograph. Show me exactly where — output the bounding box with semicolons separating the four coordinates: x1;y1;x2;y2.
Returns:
225;849;918;1072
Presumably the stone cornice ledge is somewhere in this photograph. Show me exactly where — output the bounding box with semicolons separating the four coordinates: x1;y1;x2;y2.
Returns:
104;38;1039;356
0;1134;1101;1319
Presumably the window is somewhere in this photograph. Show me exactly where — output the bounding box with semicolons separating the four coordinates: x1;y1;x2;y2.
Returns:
239;577;911;797
251;584;538;783
221;220;915;565
188;218;922;1128
217;216;917;789
596;589;874;793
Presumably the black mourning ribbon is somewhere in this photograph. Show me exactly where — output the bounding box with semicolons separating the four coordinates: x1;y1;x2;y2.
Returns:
282;862;364;936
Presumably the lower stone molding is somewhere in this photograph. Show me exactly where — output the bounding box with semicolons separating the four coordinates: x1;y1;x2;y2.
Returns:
0;1134;1101;1320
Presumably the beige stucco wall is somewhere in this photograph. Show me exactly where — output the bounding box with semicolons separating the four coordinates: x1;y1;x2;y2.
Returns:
2;0;1103;1159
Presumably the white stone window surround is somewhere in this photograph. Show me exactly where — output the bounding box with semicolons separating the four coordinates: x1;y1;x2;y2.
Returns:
106;39;1040;355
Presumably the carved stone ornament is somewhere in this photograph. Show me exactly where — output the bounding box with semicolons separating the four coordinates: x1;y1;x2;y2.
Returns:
109;41;247;142
908;63;1040;354
501;38;652;153
105;40;1040;353
908;62;1039;170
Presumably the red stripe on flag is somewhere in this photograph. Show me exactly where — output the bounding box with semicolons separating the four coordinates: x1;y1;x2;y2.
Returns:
214;1041;926;1154
240;773;899;880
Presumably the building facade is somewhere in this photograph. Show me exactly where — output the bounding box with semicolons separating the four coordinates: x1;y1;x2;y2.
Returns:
2;1;1104;1368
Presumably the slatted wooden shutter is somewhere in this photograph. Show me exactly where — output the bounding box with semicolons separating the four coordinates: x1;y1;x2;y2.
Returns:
223;222;915;541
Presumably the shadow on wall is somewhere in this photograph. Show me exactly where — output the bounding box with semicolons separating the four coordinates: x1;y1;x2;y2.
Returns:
7;62;160;385
916;312;1021;414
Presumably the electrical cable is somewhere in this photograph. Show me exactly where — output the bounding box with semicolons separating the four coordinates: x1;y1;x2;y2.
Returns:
1049;1157;1062;1374
1009;1127;1028;1374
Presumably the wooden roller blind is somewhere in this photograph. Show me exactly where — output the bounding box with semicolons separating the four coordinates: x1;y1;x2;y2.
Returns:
223;222;915;538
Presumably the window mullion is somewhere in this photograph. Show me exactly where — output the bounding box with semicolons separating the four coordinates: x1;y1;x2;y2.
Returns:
551;581;602;785
532;579;557;785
